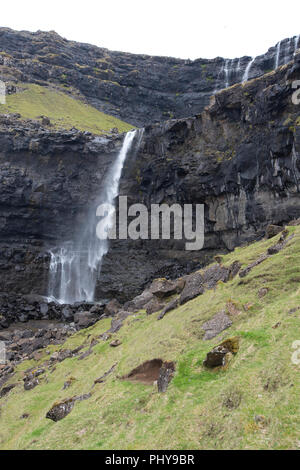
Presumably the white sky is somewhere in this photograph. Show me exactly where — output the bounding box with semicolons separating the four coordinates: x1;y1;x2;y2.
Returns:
1;0;300;60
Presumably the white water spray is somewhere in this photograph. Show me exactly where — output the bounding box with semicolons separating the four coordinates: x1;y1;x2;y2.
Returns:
242;57;255;83
224;59;230;88
275;40;281;69
294;34;300;55
48;129;142;304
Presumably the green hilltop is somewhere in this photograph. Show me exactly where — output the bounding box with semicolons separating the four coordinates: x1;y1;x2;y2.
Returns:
0;83;133;135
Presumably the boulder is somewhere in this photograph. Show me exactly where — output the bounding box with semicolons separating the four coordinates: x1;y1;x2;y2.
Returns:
110;339;121;347
149;278;185;299
203;337;239;368
157;298;179;320
109;310;131;334
145;297;165;315
104;299;121;316
157;361;175;392
265;224;283;239
202;311;233;340
0;382;17;398
74;311;98;329
180;272;204;305
46;394;91;422
124;290;154;312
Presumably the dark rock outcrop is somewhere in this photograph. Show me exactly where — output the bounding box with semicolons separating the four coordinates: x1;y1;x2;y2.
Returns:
0;28;299;127
46;393;91;422
0;35;299;316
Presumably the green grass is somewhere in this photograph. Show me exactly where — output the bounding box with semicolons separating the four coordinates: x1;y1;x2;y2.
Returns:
0;83;133;135
0;226;300;449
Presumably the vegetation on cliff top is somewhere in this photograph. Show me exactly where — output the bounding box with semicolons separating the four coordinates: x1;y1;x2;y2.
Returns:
0;83;133;135
0;226;299;450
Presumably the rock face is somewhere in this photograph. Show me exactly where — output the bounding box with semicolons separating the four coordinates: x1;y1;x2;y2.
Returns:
0;114;122;299
0;28;299;127
98;54;300;300
0;33;299;313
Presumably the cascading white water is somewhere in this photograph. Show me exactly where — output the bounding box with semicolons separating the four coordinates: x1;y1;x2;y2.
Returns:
242;57;255;83
294;34;300;54
224;59;230;88
48;129;142;304
275;40;281;68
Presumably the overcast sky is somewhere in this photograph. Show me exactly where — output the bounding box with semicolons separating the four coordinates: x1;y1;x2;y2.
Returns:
1;0;300;60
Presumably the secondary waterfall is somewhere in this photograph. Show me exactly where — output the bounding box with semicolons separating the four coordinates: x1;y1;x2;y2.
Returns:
242;57;255;82
294;35;300;54
275;41;281;68
48;129;142;304
224;59;230;88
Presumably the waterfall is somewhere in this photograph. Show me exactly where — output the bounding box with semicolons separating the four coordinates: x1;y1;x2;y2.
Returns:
48;128;142;304
224;59;230;88
294;34;300;54
275;40;281;68
242;57;255;83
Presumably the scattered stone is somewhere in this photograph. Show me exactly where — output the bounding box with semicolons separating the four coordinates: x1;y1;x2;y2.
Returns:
24;379;39;391
258;287;269;298
150;278;185;299
226;300;241;316
104;299;121;316
288;307;300;315
180;272;204;304
222;389;242;409
145;297;165;315
202;311;232;340
0;382;17;398
23;368;45;390
77;348;93;360
109;310;131;334
94;363;117;385
110;339;121;347
20;413;29;419
239;254;268;278
74;311;99;330
41;116;51;126
202;264;230;289
203;337;239;368
46;394;91;422
124;290;153;312
228;261;242;279
157;298;179;320
267;233;293;255
243;303;253;311
63;377;76;390
265;224;283;239
254;414;267;426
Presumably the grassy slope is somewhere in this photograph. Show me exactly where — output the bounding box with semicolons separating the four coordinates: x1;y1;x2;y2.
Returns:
0;226;300;450
0;83;133;135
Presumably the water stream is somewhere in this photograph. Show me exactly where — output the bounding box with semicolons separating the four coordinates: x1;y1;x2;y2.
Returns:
48;129;142;304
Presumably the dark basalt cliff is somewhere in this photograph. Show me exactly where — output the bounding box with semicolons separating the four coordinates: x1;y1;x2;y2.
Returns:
0;52;299;306
98;57;300;300
0;27;299;126
0;118;123;297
